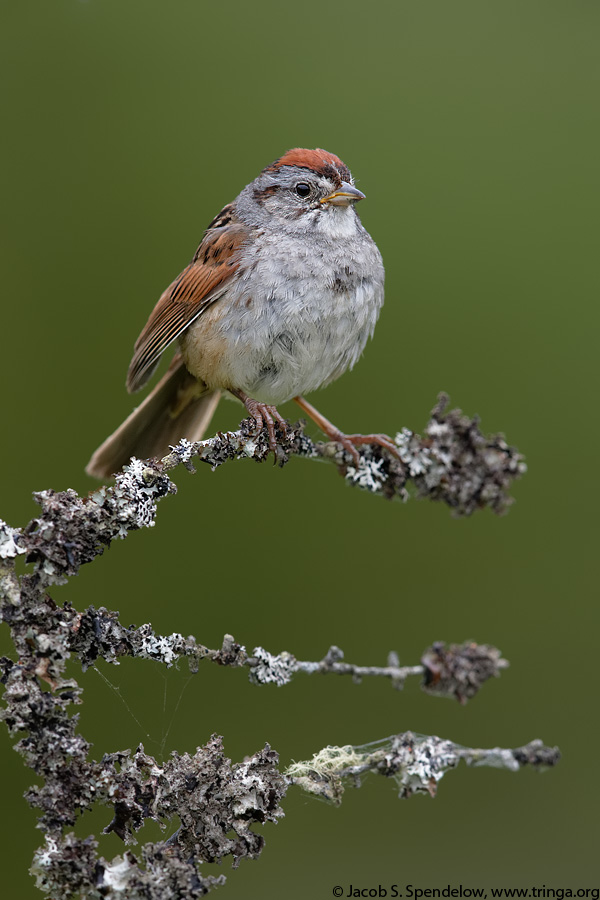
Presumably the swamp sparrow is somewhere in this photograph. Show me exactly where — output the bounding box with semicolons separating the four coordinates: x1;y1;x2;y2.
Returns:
86;148;393;477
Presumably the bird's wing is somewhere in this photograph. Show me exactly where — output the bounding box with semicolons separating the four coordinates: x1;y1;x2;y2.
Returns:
126;204;249;393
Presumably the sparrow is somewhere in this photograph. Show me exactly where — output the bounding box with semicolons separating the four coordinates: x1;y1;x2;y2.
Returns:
86;148;394;478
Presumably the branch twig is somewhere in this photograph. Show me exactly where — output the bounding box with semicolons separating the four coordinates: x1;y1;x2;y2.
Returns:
287;733;560;804
62;605;509;703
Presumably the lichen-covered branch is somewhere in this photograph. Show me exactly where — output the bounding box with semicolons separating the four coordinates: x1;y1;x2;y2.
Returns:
286;734;560;805
29;736;286;899
1;551;552;900
163;392;526;515
244;639;509;704
0;394;544;900
66;604;509;703
25;730;559;900
0;395;524;594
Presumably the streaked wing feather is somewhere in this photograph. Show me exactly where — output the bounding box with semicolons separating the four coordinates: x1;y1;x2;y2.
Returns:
126;208;248;393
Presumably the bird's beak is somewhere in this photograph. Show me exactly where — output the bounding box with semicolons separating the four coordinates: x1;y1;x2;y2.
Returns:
320;181;366;207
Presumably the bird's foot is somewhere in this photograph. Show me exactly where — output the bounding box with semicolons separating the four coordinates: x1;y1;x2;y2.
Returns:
245;399;290;456
233;390;294;461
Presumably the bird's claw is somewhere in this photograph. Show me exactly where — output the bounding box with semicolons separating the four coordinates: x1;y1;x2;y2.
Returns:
244;400;294;463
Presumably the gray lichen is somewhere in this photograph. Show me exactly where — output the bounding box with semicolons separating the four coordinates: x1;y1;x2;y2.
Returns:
421;641;509;704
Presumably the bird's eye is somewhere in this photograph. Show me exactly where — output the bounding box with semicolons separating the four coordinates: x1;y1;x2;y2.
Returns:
295;182;311;198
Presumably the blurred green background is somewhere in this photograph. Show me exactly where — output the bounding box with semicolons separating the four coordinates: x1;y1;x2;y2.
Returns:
1;0;598;896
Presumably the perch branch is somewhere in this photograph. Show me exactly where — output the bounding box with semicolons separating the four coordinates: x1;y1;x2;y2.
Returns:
0;396;525;594
161;392;526;515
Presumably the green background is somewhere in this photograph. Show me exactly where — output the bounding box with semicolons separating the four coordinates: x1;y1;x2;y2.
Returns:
1;1;598;896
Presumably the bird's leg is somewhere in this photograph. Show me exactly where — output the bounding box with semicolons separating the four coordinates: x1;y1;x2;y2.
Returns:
231;389;290;456
293;395;400;465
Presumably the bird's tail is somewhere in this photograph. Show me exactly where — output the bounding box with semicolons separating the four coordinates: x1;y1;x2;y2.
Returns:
85;354;220;479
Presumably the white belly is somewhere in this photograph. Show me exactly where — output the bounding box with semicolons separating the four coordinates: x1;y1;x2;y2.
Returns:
180;223;385;404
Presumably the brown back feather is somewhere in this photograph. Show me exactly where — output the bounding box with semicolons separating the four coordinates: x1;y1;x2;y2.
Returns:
126;206;249;393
